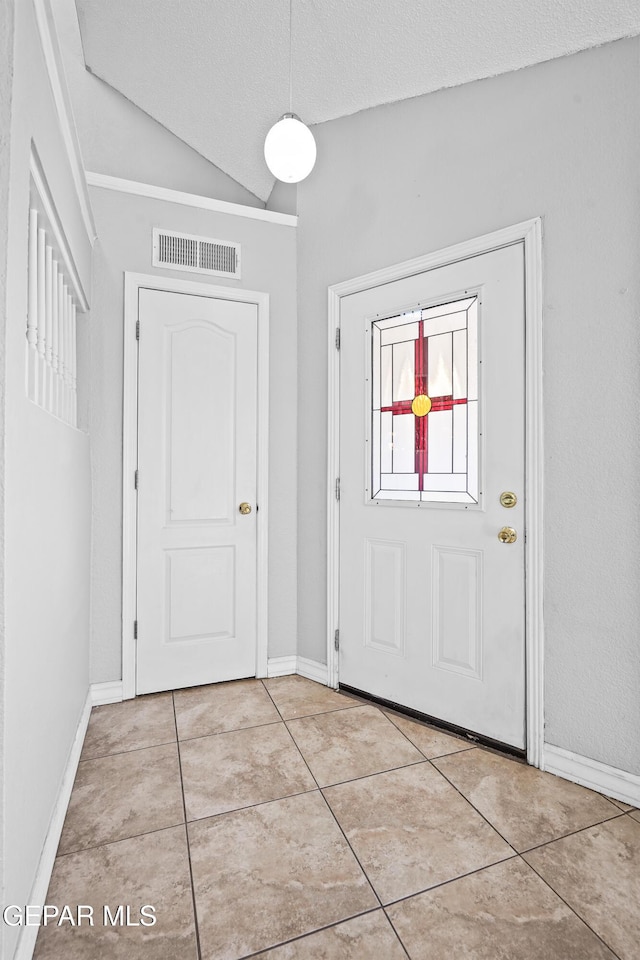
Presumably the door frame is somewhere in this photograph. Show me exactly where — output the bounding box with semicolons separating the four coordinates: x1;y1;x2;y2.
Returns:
326;219;544;767
122;272;270;699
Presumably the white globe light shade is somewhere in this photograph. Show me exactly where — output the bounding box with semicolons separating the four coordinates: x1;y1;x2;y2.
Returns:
264;115;317;183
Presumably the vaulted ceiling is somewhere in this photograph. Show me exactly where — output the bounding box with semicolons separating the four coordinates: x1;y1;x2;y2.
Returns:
76;0;640;202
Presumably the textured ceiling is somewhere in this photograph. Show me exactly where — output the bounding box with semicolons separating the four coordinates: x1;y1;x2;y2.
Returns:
76;0;640;201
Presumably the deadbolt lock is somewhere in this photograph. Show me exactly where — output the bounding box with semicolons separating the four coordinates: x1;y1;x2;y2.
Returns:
498;526;517;544
500;491;517;508
238;502;252;515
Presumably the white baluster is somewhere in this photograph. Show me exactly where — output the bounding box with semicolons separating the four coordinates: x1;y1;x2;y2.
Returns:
44;244;53;414
51;259;59;418
57;274;65;420
65;291;73;423
36;227;46;406
26;209;39;401
61;291;68;422
71;301;77;427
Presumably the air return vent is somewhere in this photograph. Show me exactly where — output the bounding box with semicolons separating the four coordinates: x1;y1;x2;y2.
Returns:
152;228;241;279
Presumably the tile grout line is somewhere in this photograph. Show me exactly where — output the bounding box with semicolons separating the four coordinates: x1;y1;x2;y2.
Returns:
55;819;188;860
173;682;628;960
428;758;523;855
80;736;178;763
178;718;284;744
521;853;624;960
383;710;478;762
185;787;320;825
262;680;385;914
235;908;385;960
71;682;633;960
380;911;414;960
430;752;628;856
171;691;204;960
381;857;519;910
259;690;525;941
518;810;629;855
428;750;627;959
259;678;377;719
290;753;432;789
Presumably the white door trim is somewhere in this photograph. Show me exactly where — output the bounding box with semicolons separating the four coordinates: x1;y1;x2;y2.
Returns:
327;218;544;767
123;273;270;699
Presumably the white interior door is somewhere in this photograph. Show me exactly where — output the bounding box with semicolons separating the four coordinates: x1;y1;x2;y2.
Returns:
339;244;525;748
136;288;258;694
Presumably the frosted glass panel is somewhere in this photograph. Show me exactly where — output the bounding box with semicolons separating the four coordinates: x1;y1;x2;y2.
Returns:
424;312;466;337
381;345;392;407
370;294;479;504
381;411;393;474
427;410;453;473
453;403;467;473
392;341;415;401
381;320;419;346
453;329;467;399
392;414;415;473
428;334;453;398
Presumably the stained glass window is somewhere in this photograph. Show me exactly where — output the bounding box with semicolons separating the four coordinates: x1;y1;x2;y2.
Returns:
370;296;478;504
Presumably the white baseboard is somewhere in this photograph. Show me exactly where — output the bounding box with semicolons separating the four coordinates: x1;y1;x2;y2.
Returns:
90;680;124;706
14;691;92;960
266;656;297;678
296;657;329;685
544;743;640;808
266;656;328;684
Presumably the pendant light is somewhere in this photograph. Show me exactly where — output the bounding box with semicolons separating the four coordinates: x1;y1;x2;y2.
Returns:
264;0;316;183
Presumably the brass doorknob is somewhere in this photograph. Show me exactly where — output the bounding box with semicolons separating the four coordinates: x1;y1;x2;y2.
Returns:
498;526;517;544
238;502;252;515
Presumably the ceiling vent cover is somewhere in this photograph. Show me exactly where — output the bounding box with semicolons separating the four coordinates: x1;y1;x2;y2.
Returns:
152;228;241;279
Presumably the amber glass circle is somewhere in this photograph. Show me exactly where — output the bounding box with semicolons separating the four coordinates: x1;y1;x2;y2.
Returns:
411;394;432;417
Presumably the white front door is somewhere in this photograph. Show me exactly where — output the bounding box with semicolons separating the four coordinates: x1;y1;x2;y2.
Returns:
136;288;258;694
339;244;525;749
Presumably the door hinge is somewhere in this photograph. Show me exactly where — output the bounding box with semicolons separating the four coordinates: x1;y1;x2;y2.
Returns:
334;629;340;651
335;327;341;350
335;477;340;501
136;319;140;340
134;469;139;490
133;620;138;639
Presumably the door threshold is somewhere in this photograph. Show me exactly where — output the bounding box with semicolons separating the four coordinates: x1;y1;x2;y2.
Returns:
339;684;526;761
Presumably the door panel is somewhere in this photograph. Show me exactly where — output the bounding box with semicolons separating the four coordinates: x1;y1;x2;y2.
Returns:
136;289;257;694
339;244;525;748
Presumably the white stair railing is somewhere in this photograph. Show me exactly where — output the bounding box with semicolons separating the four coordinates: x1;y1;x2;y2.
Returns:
26;207;79;428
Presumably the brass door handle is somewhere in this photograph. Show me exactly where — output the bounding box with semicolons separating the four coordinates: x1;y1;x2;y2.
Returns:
238;502;252;515
498;526;517;544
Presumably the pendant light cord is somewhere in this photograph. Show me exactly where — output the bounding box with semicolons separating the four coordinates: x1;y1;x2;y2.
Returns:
288;0;293;113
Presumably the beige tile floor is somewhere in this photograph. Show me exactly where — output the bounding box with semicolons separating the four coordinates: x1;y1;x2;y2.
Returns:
35;676;639;960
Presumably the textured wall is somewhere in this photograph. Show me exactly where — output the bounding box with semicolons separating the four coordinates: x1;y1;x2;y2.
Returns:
88;187;298;683
74;0;640;200
50;0;262;207
295;38;640;775
0;0;14;947
2;1;92;957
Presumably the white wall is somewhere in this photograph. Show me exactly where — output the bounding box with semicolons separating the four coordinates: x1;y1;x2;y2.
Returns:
267;180;297;216
0;0;15;935
1;1;92;957
88;186;297;683
295;38;640;776
51;0;263;208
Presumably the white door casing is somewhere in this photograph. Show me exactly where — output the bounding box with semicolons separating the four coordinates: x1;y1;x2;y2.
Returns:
122;275;269;698
327;220;544;764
